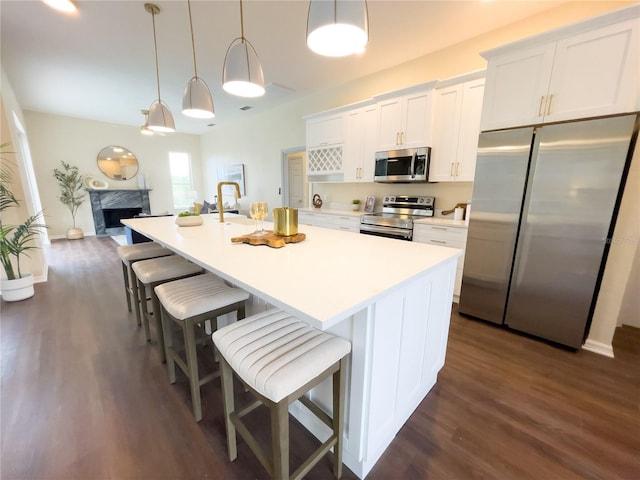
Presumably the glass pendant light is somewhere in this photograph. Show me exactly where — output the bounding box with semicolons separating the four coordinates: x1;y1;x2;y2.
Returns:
307;0;369;57
182;0;215;118
145;3;175;133
222;0;265;98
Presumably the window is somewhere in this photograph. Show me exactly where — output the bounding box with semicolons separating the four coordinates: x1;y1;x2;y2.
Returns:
169;152;193;210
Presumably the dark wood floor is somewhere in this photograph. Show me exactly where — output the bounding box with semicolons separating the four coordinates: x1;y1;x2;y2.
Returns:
1;236;638;480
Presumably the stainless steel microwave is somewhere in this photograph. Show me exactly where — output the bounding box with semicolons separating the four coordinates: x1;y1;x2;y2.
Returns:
374;147;431;183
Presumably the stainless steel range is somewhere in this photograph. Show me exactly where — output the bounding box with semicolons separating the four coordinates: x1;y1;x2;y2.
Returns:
360;195;435;241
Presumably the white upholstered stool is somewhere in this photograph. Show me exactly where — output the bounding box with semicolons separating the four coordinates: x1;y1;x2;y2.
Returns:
132;256;202;361
212;309;351;480
117;242;173;324
155;273;250;421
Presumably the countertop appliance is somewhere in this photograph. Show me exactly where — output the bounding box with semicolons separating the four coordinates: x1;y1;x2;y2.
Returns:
459;114;638;349
360;195;434;241
374;147;431;183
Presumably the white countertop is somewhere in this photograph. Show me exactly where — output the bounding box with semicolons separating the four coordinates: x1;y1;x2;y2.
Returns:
122;214;461;330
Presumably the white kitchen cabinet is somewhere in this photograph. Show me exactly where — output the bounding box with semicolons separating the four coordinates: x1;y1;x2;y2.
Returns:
375;83;436;151
481;8;639;131
306;112;344;147
306;111;345;179
413;222;468;300
430;74;485;182
343;104;378;182
298;211;360;233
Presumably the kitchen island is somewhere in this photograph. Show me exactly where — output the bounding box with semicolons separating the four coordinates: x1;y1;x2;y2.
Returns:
122;214;460;478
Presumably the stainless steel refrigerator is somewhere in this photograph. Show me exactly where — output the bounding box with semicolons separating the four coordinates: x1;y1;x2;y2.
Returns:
459;114;638;349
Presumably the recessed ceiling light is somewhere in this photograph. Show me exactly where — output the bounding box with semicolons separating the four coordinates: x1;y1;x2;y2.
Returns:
42;0;77;13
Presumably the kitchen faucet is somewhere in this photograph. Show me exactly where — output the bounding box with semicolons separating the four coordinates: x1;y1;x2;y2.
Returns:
216;181;241;223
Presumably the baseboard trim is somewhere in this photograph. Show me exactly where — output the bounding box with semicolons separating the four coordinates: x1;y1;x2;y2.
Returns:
582;339;614;358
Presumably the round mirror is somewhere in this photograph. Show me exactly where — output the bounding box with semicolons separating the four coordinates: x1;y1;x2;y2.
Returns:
97;146;139;180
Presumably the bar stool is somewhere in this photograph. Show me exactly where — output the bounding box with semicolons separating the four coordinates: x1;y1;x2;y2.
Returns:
132;256;202;361
212;309;352;480
117;242;173;324
155;273;250;421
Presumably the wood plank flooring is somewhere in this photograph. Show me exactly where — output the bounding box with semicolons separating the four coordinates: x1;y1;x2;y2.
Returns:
1;236;638;479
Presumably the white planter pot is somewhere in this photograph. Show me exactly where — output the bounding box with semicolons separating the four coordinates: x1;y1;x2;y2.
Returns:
1;274;35;302
67;228;84;240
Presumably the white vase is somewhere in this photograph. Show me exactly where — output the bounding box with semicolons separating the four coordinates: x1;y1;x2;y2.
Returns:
67;227;84;240
1;273;35;302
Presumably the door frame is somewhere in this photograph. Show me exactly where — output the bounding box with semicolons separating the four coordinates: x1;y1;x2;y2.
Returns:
280;146;306;207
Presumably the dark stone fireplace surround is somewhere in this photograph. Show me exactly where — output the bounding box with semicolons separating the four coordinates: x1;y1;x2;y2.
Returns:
89;189;151;236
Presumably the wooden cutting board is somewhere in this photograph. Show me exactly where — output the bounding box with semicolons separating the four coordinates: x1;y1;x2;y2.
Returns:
231;231;306;248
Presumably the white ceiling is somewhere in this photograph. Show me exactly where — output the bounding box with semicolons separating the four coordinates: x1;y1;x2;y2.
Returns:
1;0;563;135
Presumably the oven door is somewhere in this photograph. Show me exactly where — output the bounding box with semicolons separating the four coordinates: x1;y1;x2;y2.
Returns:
359;223;413;241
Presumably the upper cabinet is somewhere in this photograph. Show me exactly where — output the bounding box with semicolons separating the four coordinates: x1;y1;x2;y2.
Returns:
343;104;378;182
430;73;485;182
306;113;344;148
480;6;639;131
375;82;437;151
306;111;346;180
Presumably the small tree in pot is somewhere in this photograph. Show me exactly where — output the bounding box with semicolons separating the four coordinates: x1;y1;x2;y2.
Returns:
1;144;47;301
53;161;86;239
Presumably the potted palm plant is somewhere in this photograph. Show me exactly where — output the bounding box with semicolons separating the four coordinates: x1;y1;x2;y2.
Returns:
1;144;47;301
53;161;85;239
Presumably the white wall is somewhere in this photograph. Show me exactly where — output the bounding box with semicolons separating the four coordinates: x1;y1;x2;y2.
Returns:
1;69;47;281
24;112;201;237
587;144;640;353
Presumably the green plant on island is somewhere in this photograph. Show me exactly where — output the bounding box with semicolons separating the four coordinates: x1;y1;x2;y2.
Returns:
352;199;361;204
0;143;47;280
178;211;200;217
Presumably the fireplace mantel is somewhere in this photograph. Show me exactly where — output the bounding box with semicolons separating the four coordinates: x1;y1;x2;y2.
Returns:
88;189;151;236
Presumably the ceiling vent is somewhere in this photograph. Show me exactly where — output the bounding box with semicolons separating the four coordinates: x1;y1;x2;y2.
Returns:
240;105;253;111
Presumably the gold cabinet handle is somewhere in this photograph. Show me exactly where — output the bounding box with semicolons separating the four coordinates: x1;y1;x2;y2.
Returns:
396;132;400;145
538;96;545;117
430;239;447;244
546;94;554;116
432;226;448;230
455;162;460;177
450;162;455;176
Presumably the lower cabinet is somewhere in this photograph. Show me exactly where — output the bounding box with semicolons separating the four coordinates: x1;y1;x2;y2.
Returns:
298;211;361;233
413;223;468;300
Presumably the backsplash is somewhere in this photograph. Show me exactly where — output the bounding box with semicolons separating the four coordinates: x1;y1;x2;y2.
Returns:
310;181;474;217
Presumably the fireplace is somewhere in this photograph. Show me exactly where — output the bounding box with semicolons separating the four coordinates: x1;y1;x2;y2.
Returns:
103;208;142;228
89;189;151;236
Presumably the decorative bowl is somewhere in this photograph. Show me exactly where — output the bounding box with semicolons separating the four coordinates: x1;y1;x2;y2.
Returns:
175;215;203;227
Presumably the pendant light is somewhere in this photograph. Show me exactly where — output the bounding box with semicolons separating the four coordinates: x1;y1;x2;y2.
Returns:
307;0;369;57
222;0;265;98
182;0;215;118
145;3;175;133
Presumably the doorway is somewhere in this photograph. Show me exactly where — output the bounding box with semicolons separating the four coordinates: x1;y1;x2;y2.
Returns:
281;147;307;208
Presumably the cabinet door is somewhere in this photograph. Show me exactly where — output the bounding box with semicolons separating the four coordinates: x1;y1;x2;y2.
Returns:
480;43;555;131
343;109;364;182
360;105;378;182
402;90;433;148
429;85;461;182
377;97;403;150
306;113;344;147
455;78;485;181
545;19;639;123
